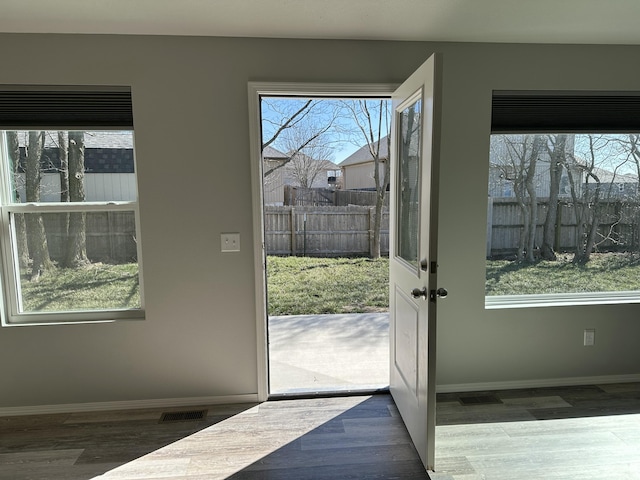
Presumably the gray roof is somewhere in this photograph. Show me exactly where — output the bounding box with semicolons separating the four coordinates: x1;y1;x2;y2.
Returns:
17;131;134;149
262;145;288;160
590;167;638;184
338;136;389;167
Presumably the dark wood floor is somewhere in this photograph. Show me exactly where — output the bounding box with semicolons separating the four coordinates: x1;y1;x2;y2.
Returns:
0;394;427;480
2;383;640;479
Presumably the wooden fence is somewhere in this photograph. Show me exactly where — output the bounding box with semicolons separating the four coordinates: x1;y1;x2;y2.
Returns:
487;197;640;257
283;186;389;207
40;211;138;264
265;205;389;256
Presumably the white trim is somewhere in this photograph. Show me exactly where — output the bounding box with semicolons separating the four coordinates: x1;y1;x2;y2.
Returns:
4;202;137;213
248;83;269;402
0;394;260;417
436;373;640;393
248;82;397;402
249;82;398;98
486;291;640;309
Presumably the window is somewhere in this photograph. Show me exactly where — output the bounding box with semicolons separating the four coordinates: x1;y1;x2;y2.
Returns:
0;87;143;325
486;92;640;308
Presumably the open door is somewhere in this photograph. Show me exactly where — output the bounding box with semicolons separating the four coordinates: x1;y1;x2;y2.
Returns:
389;54;443;472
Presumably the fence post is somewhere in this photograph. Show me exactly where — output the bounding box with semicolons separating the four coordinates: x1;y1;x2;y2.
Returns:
290;207;296;255
486;198;493;258
369;207;374;257
555;202;563;251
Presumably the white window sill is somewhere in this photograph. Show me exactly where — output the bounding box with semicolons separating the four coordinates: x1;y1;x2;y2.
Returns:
1;310;145;327
485;291;640;309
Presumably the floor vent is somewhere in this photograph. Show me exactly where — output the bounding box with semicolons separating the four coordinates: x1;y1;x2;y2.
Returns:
458;394;503;406
160;409;207;423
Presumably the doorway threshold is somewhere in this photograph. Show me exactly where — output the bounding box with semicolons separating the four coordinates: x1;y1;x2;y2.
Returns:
269;386;390;401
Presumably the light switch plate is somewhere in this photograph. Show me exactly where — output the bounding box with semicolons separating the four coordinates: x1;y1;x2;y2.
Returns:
221;233;240;252
584;328;595;346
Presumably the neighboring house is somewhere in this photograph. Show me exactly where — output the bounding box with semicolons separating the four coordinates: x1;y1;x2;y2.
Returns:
15;131;136;202
487;161;585;199
585;167;639;199
488;135;584;198
339;136;389;190
262;145;340;205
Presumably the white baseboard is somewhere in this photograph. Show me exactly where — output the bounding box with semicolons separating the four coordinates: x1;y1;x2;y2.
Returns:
0;393;260;417
436;373;640;394
4;375;640;416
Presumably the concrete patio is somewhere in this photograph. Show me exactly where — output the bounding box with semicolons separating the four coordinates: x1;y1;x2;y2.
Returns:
268;312;390;395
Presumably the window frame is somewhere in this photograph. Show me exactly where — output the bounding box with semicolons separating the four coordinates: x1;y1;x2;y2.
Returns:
0;131;145;326
485;131;640;309
486;91;640;309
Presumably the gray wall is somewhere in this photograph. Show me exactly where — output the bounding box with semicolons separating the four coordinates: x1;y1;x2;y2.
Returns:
1;34;639;409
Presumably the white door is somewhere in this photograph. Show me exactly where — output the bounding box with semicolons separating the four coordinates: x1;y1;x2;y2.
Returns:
389;53;444;472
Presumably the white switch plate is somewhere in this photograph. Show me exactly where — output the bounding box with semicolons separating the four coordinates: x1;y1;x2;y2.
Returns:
584;329;595;346
221;233;240;252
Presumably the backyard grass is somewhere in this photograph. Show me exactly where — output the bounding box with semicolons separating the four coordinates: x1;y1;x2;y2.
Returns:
486;252;640;295
21;263;140;312
267;256;389;315
21;253;637;315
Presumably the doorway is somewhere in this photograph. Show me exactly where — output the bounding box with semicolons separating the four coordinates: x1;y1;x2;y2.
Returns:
250;54;443;473
249;84;395;397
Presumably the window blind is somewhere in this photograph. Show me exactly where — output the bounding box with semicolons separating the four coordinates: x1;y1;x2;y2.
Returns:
0;86;133;129
491;91;640;134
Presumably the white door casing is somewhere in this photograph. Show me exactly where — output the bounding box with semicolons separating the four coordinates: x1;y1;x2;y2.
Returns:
248;83;397;401
389;53;443;471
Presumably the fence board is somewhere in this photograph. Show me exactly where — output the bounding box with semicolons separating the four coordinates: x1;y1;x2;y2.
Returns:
265;205;389;256
488;197;640;257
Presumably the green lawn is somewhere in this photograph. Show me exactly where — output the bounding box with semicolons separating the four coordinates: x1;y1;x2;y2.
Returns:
21;253;636;315
267;256;389;315
21;263;140;312
486;253;640;295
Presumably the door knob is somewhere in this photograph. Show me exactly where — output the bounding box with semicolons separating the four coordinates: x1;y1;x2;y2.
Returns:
411;287;428;299
429;287;448;301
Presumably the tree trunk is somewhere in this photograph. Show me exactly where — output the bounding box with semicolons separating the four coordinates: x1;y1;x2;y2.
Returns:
541;134;566;260
58;131;70;250
6;131;30;269
370;136;391;259
25;131;54;280
523;135;544;262
579;172;602;263
64;132;89;268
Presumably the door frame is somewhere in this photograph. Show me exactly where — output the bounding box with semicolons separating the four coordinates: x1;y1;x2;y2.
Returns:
248;82;397;401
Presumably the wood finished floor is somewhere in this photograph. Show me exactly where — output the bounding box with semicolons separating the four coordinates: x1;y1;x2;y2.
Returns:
433;382;640;479
1;383;640;479
0;394;427;480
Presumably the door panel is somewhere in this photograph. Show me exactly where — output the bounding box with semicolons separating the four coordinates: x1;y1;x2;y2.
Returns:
394;287;419;397
389;53;442;472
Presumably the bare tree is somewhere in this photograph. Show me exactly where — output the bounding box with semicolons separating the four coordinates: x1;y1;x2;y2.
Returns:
492;134;544;262
340;99;391;259
540;134;567;260
25;131;54;279
280;124;334;188
261;99;337;178
564;135;611;263
64;131;89;267
522;135;544;263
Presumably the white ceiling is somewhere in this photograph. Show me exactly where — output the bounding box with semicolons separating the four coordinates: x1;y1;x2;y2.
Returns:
3;0;640;45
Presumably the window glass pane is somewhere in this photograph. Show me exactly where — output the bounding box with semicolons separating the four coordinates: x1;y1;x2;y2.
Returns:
396;98;422;268
13;211;140;313
7;130;136;204
487;133;640;298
